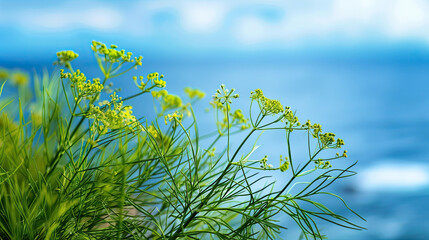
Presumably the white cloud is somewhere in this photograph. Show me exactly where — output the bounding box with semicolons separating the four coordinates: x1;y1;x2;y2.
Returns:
386;0;429;38
17;7;122;31
2;1;229;35
3;0;429;47
178;2;229;34
357;162;429;192
234;16;270;45
233;0;429;45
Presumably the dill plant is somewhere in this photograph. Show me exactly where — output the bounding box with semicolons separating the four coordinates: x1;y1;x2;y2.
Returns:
0;41;364;239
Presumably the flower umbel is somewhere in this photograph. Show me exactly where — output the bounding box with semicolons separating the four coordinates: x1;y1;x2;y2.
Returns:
91;41;141;64
152;90;183;112
56;50;79;64
164;111;183;128
213;84;239;105
184;87;205;99
10;71;29;86
251;88;284;115
87;92;138;134
61;69;103;100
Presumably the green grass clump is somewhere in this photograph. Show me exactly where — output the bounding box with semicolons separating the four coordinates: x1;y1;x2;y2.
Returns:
0;41;364;239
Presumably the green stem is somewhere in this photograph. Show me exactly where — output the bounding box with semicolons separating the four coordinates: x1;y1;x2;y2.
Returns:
168;128;256;239
230;147;323;237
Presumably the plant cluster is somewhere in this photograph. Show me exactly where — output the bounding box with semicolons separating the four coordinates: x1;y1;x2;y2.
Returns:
0;41;364;239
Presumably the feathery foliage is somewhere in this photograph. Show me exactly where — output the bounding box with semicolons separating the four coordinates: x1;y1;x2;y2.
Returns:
0;41;364;239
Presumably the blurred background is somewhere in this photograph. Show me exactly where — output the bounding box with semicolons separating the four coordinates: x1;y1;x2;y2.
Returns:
1;0;429;239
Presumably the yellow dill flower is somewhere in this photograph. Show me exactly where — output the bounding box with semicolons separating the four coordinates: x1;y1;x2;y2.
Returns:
133;76;146;91
259;155;268;169
11;71;29;86
250;88;283;115
207;147;216;157
147;125;159;138
147;72;166;88
87;92;138;134
337;138;345;148
231;109;245;123
230;109;250;129
312;123;322;136
91;41;142;65
151;90;168;98
279;155;290;172
303;120;311;128
162;94;182;111
261;97;283;114
98;100;110;106
210;99;224;109
314;159;322;168
31;112;43;126
152;90;182;112
0;68;9;80
80;78;103;99
213;84;239;105
322;161;332;169
181;104;192;117
135;56;143;66
210;87;247;133
57;50;78;64
284;110;299;125
250;89;263;99
62;69;103;99
164;111;183;125
184;87;206;99
241;124;250;130
320;132;336;146
120;106;137;125
145;125;173;151
154;79;166;88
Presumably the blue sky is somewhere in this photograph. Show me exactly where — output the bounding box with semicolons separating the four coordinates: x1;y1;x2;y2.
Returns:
2;0;429;61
